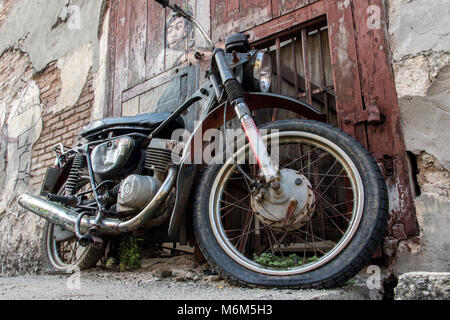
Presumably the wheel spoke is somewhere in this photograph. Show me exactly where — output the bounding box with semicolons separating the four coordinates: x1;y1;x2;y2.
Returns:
210;129;367;277
310;187;352;223
228;221;275;242
315;201;346;235
314;159;338;191
237;212;254;254
220;199;252;212
280;146;320;169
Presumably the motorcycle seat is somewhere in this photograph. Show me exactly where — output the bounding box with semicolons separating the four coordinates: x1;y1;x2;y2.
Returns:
79;112;185;138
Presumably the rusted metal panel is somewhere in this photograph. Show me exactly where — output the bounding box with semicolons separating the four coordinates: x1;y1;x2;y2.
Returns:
128;0;148;88
350;0;417;236
324;0;417;237
325;0;368;149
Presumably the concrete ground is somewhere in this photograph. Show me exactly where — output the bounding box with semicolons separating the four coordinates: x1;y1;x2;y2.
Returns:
0;273;382;301
0;255;384;300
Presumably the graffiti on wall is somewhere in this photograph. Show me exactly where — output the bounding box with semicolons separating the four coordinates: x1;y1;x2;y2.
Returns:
150;3;209;128
154;3;209;70
0;81;42;213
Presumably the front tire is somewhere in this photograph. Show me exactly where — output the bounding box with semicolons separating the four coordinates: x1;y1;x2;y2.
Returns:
193;120;388;288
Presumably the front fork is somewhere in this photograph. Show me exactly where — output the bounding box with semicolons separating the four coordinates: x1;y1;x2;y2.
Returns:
213;48;280;184
234;101;279;183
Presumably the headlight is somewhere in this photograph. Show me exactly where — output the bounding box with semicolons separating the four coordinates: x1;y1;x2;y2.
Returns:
253;50;272;92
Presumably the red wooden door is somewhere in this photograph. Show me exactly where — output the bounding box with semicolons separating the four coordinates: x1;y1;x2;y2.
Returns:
325;0;417;238
107;0;417;243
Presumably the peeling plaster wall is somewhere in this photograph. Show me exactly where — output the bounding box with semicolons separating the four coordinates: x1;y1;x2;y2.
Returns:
0;50;44;275
0;0;109;116
387;0;450;274
0;0;13;30
92;10;110;121
55;43;93;114
0;0;104;73
0;0;109;274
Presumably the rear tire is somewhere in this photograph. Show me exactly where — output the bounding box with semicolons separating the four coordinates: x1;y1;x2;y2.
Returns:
193;120;388;288
40;177;105;274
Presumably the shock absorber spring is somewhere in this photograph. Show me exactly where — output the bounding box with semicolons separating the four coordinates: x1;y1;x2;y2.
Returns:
66;154;85;195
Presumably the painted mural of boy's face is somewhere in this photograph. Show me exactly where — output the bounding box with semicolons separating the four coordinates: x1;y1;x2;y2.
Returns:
167;16;189;50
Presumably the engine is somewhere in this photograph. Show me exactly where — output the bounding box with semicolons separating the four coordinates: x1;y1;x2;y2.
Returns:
112;138;180;214
117;174;161;212
89;135;180;214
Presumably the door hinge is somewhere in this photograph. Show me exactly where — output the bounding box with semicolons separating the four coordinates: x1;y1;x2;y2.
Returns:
344;104;383;125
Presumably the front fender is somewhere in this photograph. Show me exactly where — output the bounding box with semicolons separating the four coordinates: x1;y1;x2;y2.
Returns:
205;92;325;128
194;92;326;161
168;92;326;240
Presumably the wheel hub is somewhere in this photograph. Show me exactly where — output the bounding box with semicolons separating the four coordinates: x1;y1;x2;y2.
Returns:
251;169;316;231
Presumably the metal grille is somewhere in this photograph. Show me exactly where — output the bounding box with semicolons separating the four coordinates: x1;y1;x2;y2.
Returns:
253;22;336;126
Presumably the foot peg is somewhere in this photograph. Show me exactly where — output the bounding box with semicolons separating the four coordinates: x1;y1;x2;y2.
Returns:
47;194;78;206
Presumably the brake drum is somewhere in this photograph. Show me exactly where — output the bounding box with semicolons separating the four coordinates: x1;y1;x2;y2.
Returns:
251;169;316;231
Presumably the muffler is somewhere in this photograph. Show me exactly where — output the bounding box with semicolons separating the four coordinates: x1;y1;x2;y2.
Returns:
17;166;178;235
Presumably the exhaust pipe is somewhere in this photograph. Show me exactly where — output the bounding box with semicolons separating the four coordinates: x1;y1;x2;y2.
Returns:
17;166;178;235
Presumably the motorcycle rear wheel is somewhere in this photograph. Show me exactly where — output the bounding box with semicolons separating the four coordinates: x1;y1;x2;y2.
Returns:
40;177;104;274
193;120;388;288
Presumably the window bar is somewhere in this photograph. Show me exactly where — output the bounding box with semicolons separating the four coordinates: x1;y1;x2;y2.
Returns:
272;37;282;121
300;28;313;105
317;29;330;122
292;36;299;96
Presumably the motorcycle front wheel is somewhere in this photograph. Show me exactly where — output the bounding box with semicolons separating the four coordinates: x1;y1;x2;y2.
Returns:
193;120;388;288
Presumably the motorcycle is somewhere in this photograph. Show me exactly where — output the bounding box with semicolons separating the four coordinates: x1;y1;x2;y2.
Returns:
18;0;388;289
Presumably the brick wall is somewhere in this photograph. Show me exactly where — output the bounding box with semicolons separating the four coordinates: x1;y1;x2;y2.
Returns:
29;63;94;190
0;48;95;191
0;1;101;276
